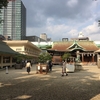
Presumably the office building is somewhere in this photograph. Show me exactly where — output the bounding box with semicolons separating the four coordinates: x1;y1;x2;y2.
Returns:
25;36;46;42
62;38;68;41
0;0;26;40
40;33;47;41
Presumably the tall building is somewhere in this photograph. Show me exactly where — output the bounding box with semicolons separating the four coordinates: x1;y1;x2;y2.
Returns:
40;33;47;41
0;0;26;40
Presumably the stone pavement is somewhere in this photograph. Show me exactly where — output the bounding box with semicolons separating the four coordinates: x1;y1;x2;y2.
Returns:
0;64;100;100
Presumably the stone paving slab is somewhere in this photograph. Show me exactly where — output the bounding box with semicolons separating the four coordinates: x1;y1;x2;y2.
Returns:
0;64;100;100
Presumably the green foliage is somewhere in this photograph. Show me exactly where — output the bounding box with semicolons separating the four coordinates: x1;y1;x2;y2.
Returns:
15;54;24;63
38;45;52;50
62;53;71;60
15;54;32;63
46;45;52;49
0;0;8;23
0;0;8;9
38;52;52;63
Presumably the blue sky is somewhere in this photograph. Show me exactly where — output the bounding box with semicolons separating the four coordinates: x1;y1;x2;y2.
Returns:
21;0;100;41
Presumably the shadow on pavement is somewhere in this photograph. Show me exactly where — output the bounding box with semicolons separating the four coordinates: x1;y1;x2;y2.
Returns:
0;65;100;100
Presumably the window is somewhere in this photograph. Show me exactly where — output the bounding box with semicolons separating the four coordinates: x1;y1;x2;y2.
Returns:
3;57;10;63
16;48;22;51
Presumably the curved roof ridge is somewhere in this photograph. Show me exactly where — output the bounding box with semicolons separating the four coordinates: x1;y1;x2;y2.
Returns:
66;40;85;50
50;41;99;51
0;41;18;54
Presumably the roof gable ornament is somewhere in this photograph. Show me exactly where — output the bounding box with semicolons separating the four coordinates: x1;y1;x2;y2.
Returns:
75;45;78;48
66;40;85;51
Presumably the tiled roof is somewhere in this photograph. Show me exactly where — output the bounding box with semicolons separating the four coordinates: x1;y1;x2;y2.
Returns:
78;41;98;51
49;41;99;51
95;49;100;53
0;41;18;54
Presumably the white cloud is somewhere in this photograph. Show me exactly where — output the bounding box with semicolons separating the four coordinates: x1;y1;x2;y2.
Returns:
82;22;99;35
67;0;78;8
47;24;69;34
82;22;100;40
67;29;79;38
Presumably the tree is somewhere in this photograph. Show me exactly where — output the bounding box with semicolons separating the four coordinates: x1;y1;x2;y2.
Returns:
0;0;8;9
38;52;52;63
62;53;71;61
15;54;32;63
15;54;25;63
0;0;9;24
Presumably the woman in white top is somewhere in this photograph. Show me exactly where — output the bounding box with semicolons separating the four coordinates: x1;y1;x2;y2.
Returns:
26;60;31;74
62;60;68;76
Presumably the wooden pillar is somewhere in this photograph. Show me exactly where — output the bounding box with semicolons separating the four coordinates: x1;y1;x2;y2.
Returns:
10;56;12;67
82;53;84;62
0;55;1;64
97;54;100;67
92;54;94;62
1;55;3;68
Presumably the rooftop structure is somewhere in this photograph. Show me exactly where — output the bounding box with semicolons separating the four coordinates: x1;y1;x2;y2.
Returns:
40;33;47;41
25;36;46;42
70;32;89;41
4;40;41;57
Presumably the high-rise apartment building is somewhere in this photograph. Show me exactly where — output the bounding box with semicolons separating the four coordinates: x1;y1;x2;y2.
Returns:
0;0;26;40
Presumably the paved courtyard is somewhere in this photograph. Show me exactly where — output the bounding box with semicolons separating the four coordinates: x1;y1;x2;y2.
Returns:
0;64;100;100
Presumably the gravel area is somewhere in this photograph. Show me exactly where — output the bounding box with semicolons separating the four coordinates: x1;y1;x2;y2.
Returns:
0;64;100;100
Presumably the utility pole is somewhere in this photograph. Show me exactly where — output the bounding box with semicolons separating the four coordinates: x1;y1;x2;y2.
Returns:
98;20;100;27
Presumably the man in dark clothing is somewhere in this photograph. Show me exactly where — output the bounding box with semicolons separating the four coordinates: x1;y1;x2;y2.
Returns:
48;60;52;71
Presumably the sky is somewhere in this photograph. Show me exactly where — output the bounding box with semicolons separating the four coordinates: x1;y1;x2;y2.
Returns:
21;0;100;41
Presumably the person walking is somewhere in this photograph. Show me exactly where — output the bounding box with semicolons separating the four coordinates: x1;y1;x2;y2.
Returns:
48;60;53;71
62;60;68;76
25;60;31;74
